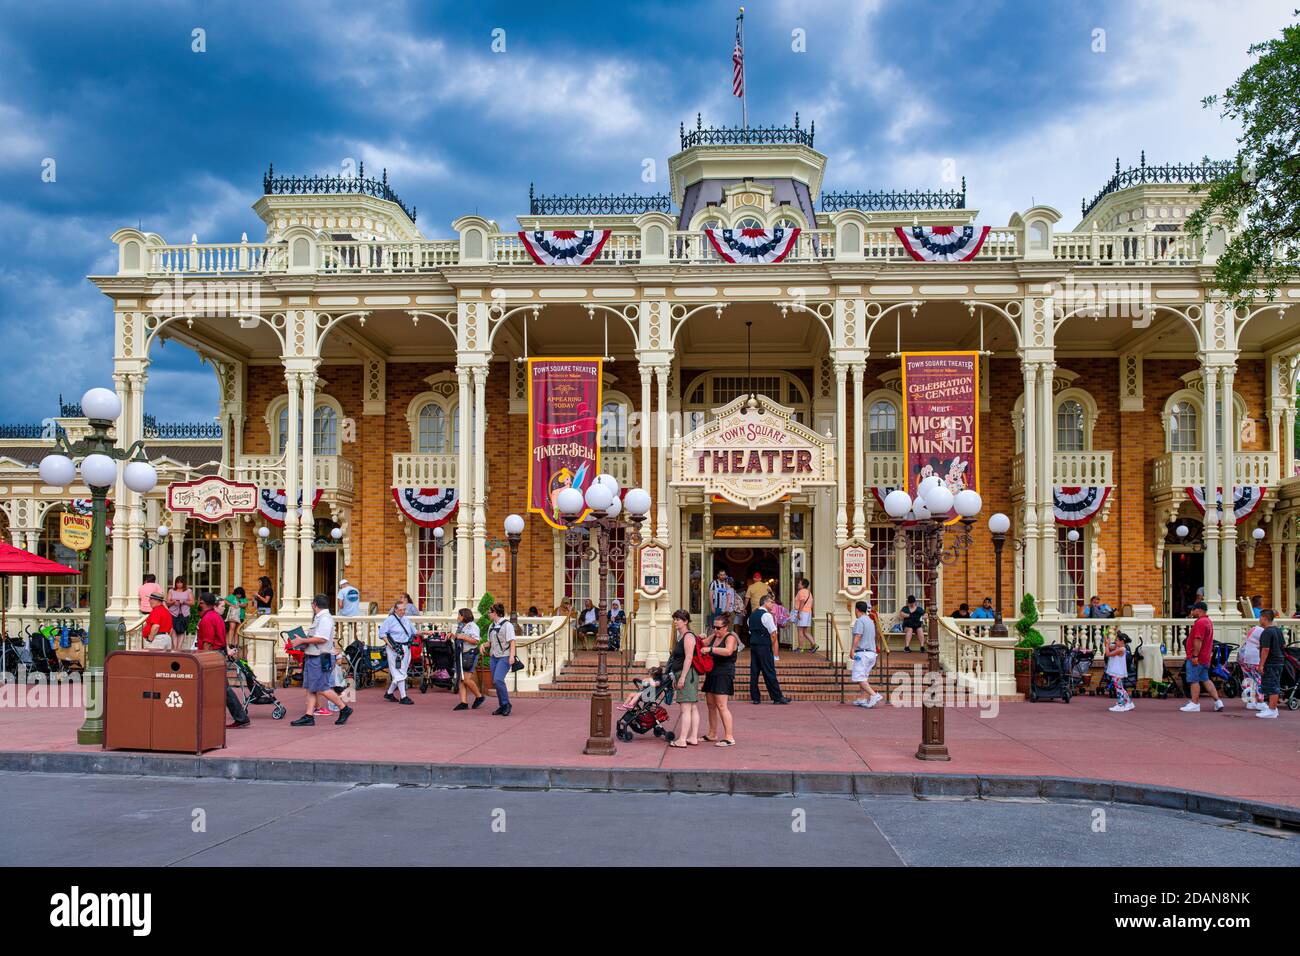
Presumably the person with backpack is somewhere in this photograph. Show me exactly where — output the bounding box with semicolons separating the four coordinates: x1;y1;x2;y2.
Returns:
748;594;792;705
666;608;701;747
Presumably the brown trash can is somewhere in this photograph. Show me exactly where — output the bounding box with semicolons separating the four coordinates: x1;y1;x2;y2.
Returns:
103;650;227;754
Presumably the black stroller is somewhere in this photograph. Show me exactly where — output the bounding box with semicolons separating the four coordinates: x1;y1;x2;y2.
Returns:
616;675;676;742
233;657;287;719
419;632;457;694
343;639;387;689
1029;643;1092;703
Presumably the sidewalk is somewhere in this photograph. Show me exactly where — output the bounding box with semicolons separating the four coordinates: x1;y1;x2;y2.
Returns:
1;685;1296;807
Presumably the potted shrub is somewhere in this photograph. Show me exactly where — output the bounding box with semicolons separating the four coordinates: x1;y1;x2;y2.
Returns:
474;591;495;691
1014;593;1044;696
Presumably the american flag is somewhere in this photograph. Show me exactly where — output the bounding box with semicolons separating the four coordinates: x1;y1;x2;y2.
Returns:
732;18;744;98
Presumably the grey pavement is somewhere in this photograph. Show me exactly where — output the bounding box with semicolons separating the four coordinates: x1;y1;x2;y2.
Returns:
0;771;1295;867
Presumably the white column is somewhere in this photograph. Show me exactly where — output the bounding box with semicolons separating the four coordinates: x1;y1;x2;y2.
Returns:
1271;542;1283;611
9;530;25;614
299;370;317;606
1020;362;1039;604
851;362;865;539
1220;367;1238;613
124;373;146;615
1286;541;1297;615
24;529;39;612
1202;366;1220;611
169;519;185;599
472;364;488;597
454;365;473;607
639;364;653;498
833;361;848;544
1038;363;1057;615
655;364;669;543
281;371;301;615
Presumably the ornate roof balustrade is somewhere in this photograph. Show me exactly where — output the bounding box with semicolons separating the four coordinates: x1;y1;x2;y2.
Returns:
527;184;673;216
263;163;417;223
821;180;967;212
679;113;815;149
1081;153;1235;218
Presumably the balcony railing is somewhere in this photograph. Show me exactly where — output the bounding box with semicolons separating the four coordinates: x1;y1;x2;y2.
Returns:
235;454;355;497
602;451;635;488
1011;451;1114;495
391;452;457;488
864;451;906;489
1150;450;1278;494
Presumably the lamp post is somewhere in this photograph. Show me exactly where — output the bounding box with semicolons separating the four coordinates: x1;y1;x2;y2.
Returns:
39;387;159;745
557;474;650;756
881;479;983;761
987;512;1011;640
139;524;169;552
504;514;525;624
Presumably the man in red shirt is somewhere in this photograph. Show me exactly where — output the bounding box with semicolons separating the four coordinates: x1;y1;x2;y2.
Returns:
142;591;173;651
196;592;250;729
1180;601;1224;713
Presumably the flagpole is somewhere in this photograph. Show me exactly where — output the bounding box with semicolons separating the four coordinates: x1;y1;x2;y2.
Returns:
739;7;748;129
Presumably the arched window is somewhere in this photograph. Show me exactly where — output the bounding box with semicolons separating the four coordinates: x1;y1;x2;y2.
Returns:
1055;400;1085;451
735;216;763;231
417;403;446;453
1169;400;1199;452
600;400;627;452
868;400;898;452
277;403;340;456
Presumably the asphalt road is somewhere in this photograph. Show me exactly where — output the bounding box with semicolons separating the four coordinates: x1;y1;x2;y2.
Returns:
1;771;1295;867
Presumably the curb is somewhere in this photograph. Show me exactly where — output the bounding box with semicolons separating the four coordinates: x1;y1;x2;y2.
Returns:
1;750;1295;828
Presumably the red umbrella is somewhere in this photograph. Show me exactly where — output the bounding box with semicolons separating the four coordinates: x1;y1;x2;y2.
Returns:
0;540;80;640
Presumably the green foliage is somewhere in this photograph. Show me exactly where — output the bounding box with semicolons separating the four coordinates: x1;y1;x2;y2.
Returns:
1014;592;1045;662
1184;16;1300;305
475;591;495;648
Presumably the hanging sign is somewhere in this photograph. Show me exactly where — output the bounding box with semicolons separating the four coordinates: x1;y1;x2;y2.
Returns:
672;394;833;509
528;358;603;530
841;542;869;598
59;513;93;551
638;542;666;596
167;476;259;524
901;351;980;521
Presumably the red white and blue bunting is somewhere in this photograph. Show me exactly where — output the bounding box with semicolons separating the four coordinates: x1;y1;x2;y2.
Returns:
517;230;610;266
1053;486;1110;527
392;487;459;529
257;488;324;527
70;498;112;531
1186;485;1266;522
894;225;990;262
705;226;800;264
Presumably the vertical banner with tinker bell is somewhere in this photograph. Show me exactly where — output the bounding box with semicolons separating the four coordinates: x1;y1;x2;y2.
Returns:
901;352;979;521
528;358;603;530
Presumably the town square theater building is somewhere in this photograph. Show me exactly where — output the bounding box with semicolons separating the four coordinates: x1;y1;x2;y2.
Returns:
24;118;1300;675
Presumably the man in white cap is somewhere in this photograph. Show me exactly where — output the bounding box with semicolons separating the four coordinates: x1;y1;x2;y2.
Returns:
336;578;362;617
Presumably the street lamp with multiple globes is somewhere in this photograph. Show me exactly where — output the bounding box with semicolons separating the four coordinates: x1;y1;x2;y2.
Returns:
556;474;650;755
881;477;983;761
39;387;159;745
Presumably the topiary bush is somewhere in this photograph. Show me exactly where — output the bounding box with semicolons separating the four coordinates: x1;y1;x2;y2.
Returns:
1014;592;1045;662
476;591;495;648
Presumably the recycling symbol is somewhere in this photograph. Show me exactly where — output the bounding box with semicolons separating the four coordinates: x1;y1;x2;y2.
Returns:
164;690;184;708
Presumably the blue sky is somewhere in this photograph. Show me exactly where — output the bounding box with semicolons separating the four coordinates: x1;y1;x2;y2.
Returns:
0;0;1292;424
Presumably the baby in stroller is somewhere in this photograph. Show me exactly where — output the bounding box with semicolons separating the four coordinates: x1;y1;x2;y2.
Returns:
616;667;675;743
619;666;665;711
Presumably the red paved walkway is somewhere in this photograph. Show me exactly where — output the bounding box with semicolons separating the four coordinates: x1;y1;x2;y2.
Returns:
2;686;1297;806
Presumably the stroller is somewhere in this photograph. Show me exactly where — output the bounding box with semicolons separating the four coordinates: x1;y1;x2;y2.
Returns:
343;639;387;689
25;625;61;678
1028;643;1092;703
1208;640;1240;698
616;675;676;743
419;632;457;694
1277;644;1300;711
280;627;306;688
232;657;287;719
1;634;27;681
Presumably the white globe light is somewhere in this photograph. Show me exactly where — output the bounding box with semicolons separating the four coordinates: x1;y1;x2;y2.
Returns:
883;489;912;520
80;453;118;489
80;387;122;422
912;498;931;520
918;475;942;495
330;527;343;540
988;512;1011;535
605;495;622;518
594;473;620;496
584;482;614;513
39;454;76;487
924;485;954;516
156;525;169;538
258;526;270;539
433;525;444;539
1066;528;1081;542
123;460;158;494
954;489;983;519
1175;524;1189;538
1252;527;1265;541
556;486;585;516
504;513;525;535
624;487;651;516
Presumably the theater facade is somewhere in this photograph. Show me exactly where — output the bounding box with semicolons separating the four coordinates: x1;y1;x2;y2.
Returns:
5;118;1300;670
